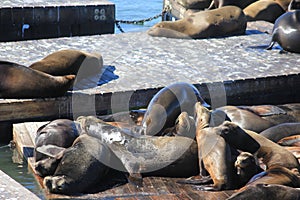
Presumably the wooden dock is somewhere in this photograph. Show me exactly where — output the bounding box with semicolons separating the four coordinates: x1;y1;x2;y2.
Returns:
0;0;115;41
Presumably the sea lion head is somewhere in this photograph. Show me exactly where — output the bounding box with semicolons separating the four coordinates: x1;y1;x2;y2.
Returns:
175;112;196;138
194;102;211;129
235;152;257;175
44;175;68;194
216;121;260;153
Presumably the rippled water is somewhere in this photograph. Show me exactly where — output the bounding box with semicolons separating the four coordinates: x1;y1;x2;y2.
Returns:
112;0;163;33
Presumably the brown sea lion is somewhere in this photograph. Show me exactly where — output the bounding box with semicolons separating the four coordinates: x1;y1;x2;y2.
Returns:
34;119;80;177
217;121;300;171
243;0;285;23
182;102;239;191
43;134;114;195
235;152;263;186
216;105;274;132
227;184;300;200
260;123;300;142
148;6;247;39
266;11;300;53
0;61;75;99
141;82;208;136
208;0;257;10
278;135;300;147
29;49;103;80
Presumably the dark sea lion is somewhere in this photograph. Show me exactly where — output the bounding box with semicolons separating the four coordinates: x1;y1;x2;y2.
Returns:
289;0;300;10
243;0;285;23
0;61;75;99
148;6;247;39
76;116;199;179
29;49;103;80
266;11;300;53
208;0;257;10
43;134;113;195
216;105;274;132
235;152;263;186
141;82;208;136
227;184;300;200
217;121;300;170
34;119;80;177
260;123;300;142
275;0;295;10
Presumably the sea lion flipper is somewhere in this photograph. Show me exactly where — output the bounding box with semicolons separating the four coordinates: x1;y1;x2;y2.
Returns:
127;173;143;187
36;145;66;159
177;175;212;185
266;41;276;50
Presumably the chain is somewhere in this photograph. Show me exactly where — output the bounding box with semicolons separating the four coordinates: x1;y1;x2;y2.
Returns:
115;6;170;33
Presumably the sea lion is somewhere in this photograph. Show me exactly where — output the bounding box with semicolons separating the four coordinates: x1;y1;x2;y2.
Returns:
216;105;274;132
235;152;263;186
227;184;300;200
289;0;300;10
260;123;300;142
176;0;211;9
0;61;75;99
181;102;239;191
43;134;113;195
243;0;285;23
217;121;300;171
162;112;196;138
148;6;247;39
34;119;80;177
76;116;199;179
208;0;257;10
266;11;300;53
245;166;300;187
29;49;103;81
278;135;300;147
141;82;208;136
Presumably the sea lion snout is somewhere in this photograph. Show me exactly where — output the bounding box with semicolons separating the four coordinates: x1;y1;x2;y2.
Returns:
44;176;67;193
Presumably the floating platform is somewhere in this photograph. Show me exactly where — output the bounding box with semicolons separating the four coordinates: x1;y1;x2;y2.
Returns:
0;21;299;124
0;0;115;41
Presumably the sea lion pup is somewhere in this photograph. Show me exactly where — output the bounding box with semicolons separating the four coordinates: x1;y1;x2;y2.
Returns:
243;0;285;23
234;152;264;186
227;184;300;200
141;82;209;136
29;49;103;81
260;123;300;142
76;116;199;180
43;134;113;195
0;61;75;99
162;112;196;138
34;119;80;177
148;6;247;39
266;10;300;53
217;121;300;171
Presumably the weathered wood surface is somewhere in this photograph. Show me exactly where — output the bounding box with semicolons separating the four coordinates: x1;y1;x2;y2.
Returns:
13;121;300;199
